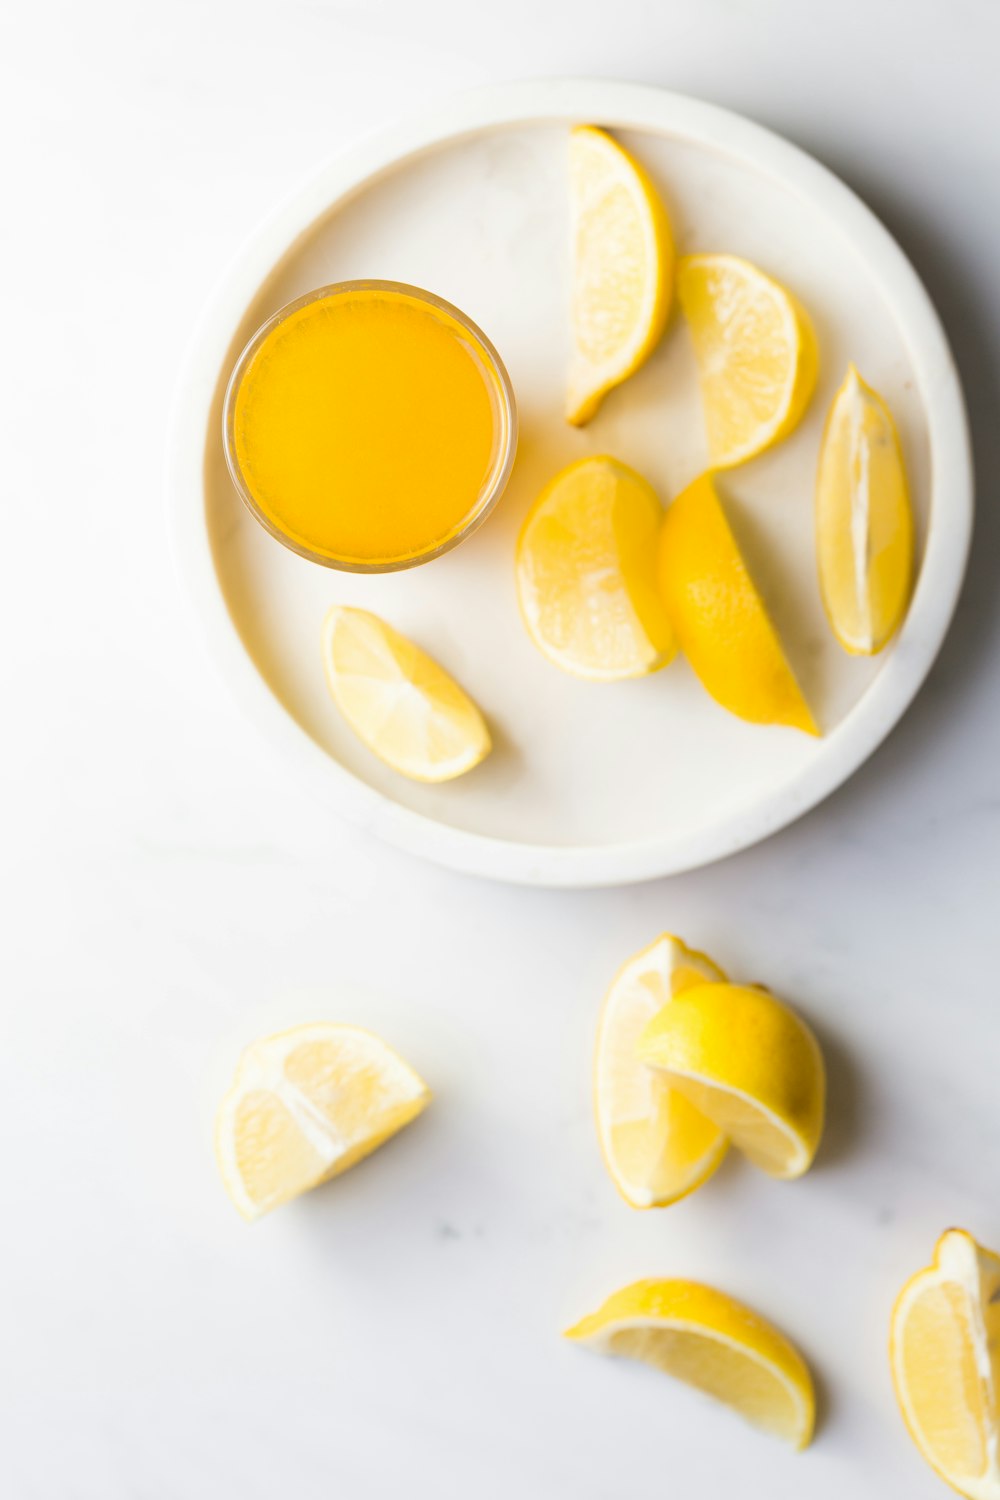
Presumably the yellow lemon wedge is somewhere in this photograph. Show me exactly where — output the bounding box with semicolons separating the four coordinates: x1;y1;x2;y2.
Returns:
636;983;825;1179
594;934;728;1208
816;364;914;655
516;455;676;681
678;253;817;468
215;1023;431;1221
322;606;490;782
566;1278;815;1449
567;125;673;424
658;473;817;733
890;1229;1000;1499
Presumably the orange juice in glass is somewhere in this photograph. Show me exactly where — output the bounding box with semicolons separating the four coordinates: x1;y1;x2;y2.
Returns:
223;282;517;571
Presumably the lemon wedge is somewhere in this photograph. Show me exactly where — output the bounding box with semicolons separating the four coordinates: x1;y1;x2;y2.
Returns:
566;1278;815;1449
595;934;728;1208
816;365;914;655
516;455;676;681
216;1023;430;1220
567;125;673;424
678;253;817;468
891;1230;1000;1499
637;983;825;1178
658;473;817;733
322;606;490;782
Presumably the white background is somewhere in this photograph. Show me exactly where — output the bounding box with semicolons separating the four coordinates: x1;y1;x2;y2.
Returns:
2;2;999;1496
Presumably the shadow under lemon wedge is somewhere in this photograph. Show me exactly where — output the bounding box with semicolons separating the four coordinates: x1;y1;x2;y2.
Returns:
594;934;729;1209
215;1023;431;1221
566;1278;816;1450
322;606;490;782
659;473;818;735
567;126;673;425
516;455;675;681
678;252;817;470
891;1229;1000;1500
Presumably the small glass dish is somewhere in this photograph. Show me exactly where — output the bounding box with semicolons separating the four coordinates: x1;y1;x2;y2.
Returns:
222;280;518;573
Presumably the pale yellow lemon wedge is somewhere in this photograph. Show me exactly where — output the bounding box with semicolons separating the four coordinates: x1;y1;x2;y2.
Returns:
637;983;825;1179
595;935;728;1208
567;125;673;424
658;473;817;734
517;455;676;681
216;1023;430;1220
678;253;817;468
322;606;490;782
891;1230;1000;1499
816;364;914;655
566;1278;815;1449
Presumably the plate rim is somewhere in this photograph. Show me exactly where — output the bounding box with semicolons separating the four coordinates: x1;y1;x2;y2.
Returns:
166;78;974;888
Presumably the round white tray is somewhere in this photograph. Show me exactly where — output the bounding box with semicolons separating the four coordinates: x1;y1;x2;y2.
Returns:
168;80;972;887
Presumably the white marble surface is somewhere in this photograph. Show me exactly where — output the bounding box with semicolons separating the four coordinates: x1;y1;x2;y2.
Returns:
2;3;999;1495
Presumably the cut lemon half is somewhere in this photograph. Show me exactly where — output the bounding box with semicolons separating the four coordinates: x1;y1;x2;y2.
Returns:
566;1278;815;1449
678;253;817;468
517;455;676;681
567;125;673;424
816;364;914;655
658;473;817;734
595;934;728;1208
216;1023;430;1220
637;983;825;1178
322;606;490;782
891;1229;1000;1499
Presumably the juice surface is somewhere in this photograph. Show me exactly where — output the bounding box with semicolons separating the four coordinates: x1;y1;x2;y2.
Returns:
231;287;504;566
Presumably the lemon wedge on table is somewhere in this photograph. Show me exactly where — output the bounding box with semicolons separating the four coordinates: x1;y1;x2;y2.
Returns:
567;125;673;424
678;253;817;469
891;1230;1000;1499
566;1278;816;1449
516;455;675;681
322;606;490;782
216;1023;431;1221
658;473;817;734
637;983;825;1178
595;934;728;1208
816;365;914;655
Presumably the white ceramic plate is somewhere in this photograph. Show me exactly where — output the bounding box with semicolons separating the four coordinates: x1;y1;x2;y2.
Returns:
168;80;972;887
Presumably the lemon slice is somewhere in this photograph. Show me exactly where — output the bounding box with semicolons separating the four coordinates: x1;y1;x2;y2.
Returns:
595;934;728;1208
891;1230;1000;1499
516;455;676;681
216;1023;430;1220
637;983;825;1178
816;365;914;655
658;473;817;734
567;125;673;424
322;606;490;782
566;1278;815;1449
678;253;817;468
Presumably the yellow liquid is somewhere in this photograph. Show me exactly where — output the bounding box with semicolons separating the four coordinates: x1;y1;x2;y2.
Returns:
231;287;506;567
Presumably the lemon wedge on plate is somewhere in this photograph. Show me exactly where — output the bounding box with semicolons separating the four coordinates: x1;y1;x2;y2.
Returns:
816;365;914;655
678;253;817;468
566;1278;815;1449
595;934;728;1208
891;1229;1000;1499
216;1023;430;1220
322;606;490;782
567;125;673;424
658;473;817;734
637;983;825;1178
517;455;675;681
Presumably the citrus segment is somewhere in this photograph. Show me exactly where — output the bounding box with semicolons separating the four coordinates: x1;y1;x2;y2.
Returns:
568;126;673;424
594;935;727;1208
